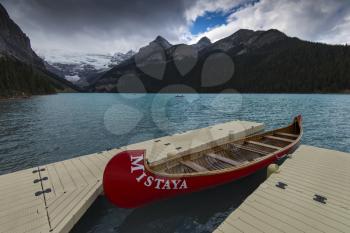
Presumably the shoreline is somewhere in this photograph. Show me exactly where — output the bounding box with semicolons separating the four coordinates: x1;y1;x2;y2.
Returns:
0;95;31;101
1;91;349;100
56;91;350;95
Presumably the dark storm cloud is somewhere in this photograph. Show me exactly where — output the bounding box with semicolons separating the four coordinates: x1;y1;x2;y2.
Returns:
1;0;349;54
0;0;194;53
10;0;185;33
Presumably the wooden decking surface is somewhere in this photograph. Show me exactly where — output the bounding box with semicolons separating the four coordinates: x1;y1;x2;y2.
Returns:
214;145;350;233
0;120;263;233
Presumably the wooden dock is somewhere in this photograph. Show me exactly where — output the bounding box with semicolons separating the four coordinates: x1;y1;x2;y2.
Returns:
0;120;263;233
214;145;350;233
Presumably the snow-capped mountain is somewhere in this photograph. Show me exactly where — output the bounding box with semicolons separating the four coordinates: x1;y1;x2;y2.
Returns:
40;50;135;87
110;50;136;64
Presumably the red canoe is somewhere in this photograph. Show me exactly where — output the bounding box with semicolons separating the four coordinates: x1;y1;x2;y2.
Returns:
103;115;303;208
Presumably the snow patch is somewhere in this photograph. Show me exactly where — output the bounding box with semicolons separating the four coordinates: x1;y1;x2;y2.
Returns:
65;75;81;82
43;50;136;70
40;50;136;86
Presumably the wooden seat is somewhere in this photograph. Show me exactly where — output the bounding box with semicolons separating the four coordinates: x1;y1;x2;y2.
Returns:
265;135;294;143
180;161;208;172
231;144;269;155
275;132;299;138
247;141;282;150
207;153;241;166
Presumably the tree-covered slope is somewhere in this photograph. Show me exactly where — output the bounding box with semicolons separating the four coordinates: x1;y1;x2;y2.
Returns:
230;39;350;93
0;55;76;97
0;3;77;98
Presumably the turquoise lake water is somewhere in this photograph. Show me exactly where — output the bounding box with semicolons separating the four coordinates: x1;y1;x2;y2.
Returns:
0;93;349;232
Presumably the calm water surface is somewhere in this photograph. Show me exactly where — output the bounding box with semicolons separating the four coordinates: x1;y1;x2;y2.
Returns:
1;93;349;232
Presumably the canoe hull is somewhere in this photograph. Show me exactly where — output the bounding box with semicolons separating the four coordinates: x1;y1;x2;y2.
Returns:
103;144;298;208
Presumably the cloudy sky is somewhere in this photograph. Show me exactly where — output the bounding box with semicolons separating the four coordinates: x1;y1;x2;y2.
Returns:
1;0;350;56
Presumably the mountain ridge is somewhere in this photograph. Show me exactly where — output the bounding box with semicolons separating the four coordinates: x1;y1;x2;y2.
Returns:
1;0;349;95
90;28;350;93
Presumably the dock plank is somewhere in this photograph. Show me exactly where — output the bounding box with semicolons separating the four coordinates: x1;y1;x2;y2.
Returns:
254;190;349;232
52;161;77;192
227;218;261;233
237;203;303;233
45;163;65;196
259;185;350;228
216;222;242;233
0;168;49;233
262;181;350;220
215;145;350;233
229;210;282;233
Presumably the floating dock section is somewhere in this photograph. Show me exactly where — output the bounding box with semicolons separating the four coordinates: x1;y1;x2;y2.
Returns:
0;120;263;233
214;145;350;233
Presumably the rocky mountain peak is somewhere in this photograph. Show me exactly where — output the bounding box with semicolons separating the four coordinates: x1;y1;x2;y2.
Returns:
249;29;287;48
197;36;211;45
193;36;212;51
265;29;285;35
228;29;257;43
210;28;287;52
260;29;286;40
124;50;136;57
232;29;255;36
0;3;43;68
0;3;9;19
232;28;286;43
151;35;172;49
